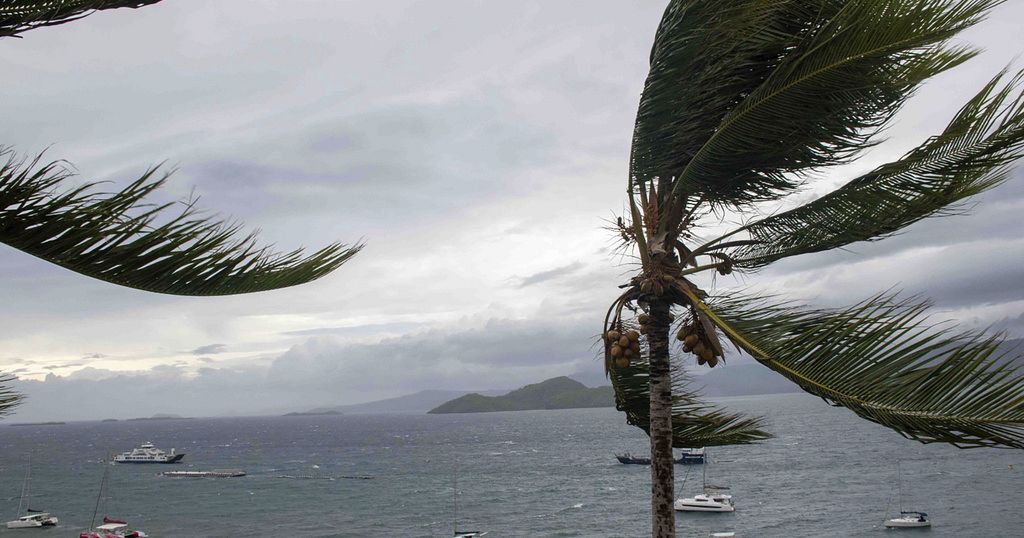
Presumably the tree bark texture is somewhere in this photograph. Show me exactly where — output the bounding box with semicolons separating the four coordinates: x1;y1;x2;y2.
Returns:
648;298;675;538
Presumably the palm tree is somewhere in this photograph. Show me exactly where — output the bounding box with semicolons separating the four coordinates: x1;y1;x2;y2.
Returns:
603;1;1024;536
0;2;360;416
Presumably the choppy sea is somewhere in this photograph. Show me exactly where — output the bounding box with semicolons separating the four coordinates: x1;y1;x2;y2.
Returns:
0;393;1020;537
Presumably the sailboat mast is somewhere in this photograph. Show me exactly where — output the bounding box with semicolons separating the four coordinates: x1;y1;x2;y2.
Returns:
90;460;109;529
453;463;458;536
14;458;29;517
897;461;903;513
23;456;31;513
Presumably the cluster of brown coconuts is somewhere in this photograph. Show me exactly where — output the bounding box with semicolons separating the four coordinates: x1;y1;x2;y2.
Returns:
677;321;720;367
606;328;641;369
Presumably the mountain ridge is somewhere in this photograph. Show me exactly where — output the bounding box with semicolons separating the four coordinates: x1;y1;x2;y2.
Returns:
428;376;613;414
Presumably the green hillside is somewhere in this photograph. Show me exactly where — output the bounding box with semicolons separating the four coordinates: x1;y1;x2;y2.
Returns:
428;376;613;414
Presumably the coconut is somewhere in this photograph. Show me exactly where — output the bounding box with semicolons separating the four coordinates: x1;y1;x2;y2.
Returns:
683;334;699;348
638;313;650;324
706;356;719;368
618;335;630;348
606;330;621;342
696;355;707;366
610;345;622;358
630;341;641;353
626;330;640;341
624;348;635;359
692;342;706;356
614;357;630;369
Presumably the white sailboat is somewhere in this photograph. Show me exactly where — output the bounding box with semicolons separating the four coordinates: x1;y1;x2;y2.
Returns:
675;451;734;513
884;461;930;529
452;463;486;537
6;456;58;529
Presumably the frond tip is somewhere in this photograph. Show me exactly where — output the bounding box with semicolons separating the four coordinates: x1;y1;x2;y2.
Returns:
0;148;361;296
0;1;163;38
703;292;1024;449
0;374;23;418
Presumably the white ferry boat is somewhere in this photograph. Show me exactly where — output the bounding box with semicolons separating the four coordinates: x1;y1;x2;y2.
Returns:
113;443;184;464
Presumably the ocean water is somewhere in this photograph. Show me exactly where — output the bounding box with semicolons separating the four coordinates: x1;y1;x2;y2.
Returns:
0;393;1020;537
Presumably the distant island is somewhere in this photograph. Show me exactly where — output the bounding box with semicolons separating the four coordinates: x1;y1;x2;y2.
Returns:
283;410;343;417
428;376;613;414
127;414;191;421
10;421;65;427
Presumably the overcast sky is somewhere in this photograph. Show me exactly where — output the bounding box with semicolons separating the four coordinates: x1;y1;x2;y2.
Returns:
2;1;1023;421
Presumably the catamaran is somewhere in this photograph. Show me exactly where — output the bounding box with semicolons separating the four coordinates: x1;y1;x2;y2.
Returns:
884;461;930;529
5;457;58;529
675;451;735;513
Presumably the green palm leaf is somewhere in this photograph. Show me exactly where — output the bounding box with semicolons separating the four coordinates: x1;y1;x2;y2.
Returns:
0;149;360;295
647;0;996;209
0;1;162;38
0;374;22;417
632;0;843;208
610;355;770;447
727;70;1024;269
696;291;1024;449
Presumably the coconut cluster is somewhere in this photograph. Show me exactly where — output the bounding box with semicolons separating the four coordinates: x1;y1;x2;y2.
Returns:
606;328;641;369
677;322;720;367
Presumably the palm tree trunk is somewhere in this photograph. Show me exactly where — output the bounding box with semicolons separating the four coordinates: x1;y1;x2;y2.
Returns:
648;298;676;537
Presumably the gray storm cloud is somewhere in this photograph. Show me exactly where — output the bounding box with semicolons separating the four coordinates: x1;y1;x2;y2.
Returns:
1;1;1023;421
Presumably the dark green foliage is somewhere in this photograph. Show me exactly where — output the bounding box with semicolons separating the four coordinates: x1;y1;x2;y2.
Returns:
0;149;360;296
731;70;1024;269
610;358;770;447
0;374;21;417
0;0;162;38
612;0;1024;458
708;292;1024;448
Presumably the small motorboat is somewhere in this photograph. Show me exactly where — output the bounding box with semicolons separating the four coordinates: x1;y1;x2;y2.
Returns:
616;452;651;465
454;532;488;537
615;448;706;465
885;511;930;529
674;491;735;512
6;512;58;528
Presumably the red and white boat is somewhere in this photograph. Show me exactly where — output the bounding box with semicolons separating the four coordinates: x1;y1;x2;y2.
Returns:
80;517;148;538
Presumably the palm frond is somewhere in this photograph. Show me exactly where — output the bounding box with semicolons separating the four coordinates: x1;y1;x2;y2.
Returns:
655;0;997;208
609;354;771;447
696;291;1024;449
0;1;162;38
728;69;1024;269
0;148;360;295
632;0;842;207
0;374;23;418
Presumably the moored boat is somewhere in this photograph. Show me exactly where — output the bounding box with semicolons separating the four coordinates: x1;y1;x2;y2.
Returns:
6;456;59;529
885;511;930;529
80;520;148;538
674;491;735;513
675;449;734;513
884;462;930;529
6;512;58;529
615;448;705;465
113;442;184;464
161;469;245;478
